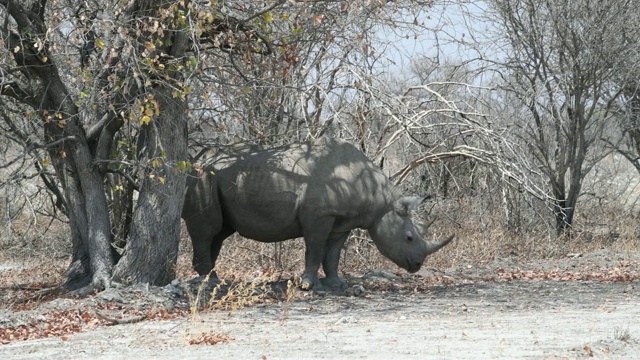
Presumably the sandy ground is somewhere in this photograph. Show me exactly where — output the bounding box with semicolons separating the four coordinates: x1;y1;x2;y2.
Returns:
2;250;640;359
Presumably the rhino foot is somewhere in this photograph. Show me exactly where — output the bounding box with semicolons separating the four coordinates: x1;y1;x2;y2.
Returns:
300;274;349;292
320;277;348;292
300;273;323;291
188;272;220;289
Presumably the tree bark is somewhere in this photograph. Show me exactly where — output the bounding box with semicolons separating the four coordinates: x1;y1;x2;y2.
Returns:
111;0;190;284
44;109;114;290
112;90;188;285
1;0;191;290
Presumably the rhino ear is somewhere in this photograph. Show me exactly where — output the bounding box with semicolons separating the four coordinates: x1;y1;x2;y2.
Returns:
395;195;431;215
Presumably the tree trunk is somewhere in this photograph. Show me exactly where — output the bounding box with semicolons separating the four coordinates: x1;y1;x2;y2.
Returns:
112;89;188;285
3;0;204;290
1;0;116;291
41;87;114;291
48;129;114;290
110;0;191;286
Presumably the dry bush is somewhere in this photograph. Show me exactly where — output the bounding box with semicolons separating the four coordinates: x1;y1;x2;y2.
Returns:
0;168;70;254
340;230;391;273
1;172;72;263
574;153;640;249
0;253;67;311
6;150;639;291
0;256;67;289
175;225;197;278
174;183;639;281
176;224;393;282
0;214;70;262
188;331;233;346
216;236;305;276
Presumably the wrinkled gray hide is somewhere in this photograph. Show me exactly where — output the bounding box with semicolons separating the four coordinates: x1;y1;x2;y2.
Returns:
182;138;453;290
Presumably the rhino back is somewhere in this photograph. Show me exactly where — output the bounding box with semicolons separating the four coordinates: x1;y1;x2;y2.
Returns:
210;138;398;241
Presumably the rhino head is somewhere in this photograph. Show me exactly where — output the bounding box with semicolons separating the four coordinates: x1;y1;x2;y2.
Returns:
368;196;454;273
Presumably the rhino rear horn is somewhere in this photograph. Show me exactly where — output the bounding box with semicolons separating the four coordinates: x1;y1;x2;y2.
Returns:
422;218;436;231
397;195;432;215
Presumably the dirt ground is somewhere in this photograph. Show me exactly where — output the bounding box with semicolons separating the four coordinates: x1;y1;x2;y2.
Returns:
2;248;640;359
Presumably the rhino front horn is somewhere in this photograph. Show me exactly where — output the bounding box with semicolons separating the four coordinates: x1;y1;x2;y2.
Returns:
425;234;455;255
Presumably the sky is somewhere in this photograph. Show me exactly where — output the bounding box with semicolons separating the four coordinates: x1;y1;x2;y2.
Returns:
376;1;501;80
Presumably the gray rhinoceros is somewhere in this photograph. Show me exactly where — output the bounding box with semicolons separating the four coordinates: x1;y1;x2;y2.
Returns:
182;138;454;290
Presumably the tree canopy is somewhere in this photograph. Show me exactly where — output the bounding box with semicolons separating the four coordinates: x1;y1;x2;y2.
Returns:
1;0;638;291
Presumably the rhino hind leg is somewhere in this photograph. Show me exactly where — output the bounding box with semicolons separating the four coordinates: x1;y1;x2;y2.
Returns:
187;225;235;289
186;212;234;277
320;232;350;290
207;224;235;278
185;217;220;276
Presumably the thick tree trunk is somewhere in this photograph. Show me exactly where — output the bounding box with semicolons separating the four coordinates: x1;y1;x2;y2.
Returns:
552;161;584;237
109;0;191;285
553;200;569;236
112;90;188;285
2;0;193;291
47;128;114;290
54;134;115;290
41;86;114;291
62;191;92;289
1;0;115;291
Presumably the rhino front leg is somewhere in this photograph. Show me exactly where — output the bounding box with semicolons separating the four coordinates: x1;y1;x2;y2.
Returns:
300;217;334;290
321;232;350;290
301;240;325;290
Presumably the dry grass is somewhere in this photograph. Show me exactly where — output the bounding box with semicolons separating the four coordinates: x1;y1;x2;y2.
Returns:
614;326;633;343
0;214;70;260
176;204;639;281
2;194;638;303
188;331;233;346
0;253;67;311
1;199;638;343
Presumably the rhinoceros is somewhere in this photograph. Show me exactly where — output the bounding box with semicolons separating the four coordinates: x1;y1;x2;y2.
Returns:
182;138;454;290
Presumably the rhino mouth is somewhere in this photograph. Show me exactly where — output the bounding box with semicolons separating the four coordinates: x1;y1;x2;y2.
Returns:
406;259;422;273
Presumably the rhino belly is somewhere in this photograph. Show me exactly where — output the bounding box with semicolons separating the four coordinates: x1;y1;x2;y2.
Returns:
230;214;304;243
236;225;303;243
221;197;304;243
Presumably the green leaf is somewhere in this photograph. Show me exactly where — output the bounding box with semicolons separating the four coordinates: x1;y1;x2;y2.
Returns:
177;161;193;173
262;12;273;24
